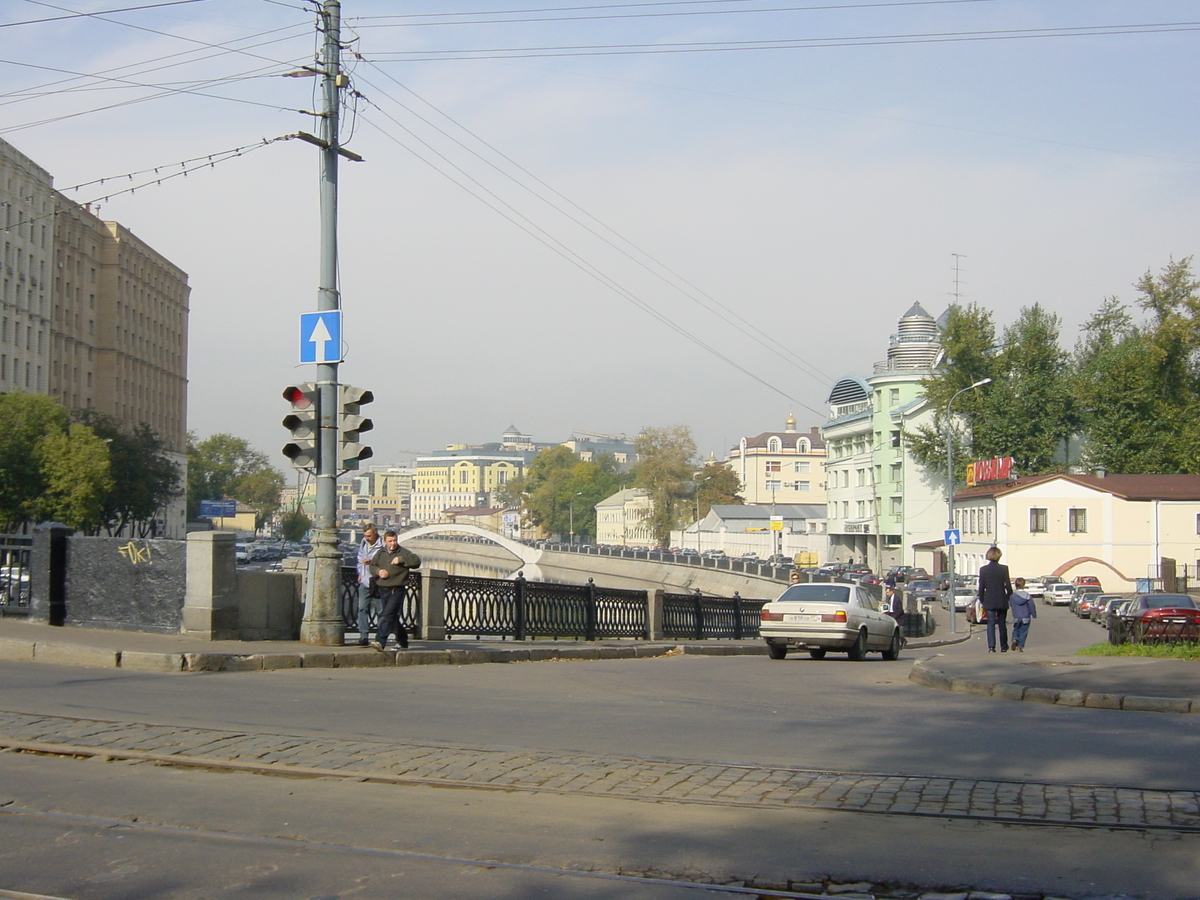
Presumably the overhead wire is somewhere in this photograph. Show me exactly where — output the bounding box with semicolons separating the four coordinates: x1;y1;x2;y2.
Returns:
1;0;210;29
356;61;835;388
361;21;1200;61
355;95;824;415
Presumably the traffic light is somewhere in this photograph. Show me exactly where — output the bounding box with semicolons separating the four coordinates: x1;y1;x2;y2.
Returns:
282;383;319;468
338;384;374;470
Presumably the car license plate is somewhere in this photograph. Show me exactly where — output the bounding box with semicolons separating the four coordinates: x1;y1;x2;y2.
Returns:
784;614;820;623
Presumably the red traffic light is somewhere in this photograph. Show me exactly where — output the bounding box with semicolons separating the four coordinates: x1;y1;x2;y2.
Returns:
283;384;315;409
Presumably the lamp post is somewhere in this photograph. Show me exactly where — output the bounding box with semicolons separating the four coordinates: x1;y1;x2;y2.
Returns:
569;491;583;546
947;377;992;633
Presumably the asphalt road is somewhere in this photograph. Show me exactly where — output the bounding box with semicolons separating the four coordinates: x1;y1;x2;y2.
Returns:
0;602;1197;899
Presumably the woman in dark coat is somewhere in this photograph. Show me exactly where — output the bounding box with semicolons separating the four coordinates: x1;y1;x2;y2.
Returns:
977;546;1012;652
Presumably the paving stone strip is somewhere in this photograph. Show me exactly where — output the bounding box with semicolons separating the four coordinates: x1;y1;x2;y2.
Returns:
1;709;1198;833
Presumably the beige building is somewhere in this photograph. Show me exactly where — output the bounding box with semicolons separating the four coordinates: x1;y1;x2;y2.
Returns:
728;414;827;507
953;474;1200;591
3;136;190;536
595;488;654;548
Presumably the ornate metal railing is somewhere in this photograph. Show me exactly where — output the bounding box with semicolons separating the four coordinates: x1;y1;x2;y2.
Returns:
340;566;421;636
662;592;765;640
445;574;518;638
0;534;33;617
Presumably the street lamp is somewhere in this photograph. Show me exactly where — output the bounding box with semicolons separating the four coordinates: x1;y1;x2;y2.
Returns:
569;491;583;546
947;377;992;633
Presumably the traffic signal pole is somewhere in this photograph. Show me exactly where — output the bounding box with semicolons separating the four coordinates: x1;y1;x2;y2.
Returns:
300;0;345;645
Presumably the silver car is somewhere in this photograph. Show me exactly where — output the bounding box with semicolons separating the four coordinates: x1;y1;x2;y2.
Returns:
760;582;902;661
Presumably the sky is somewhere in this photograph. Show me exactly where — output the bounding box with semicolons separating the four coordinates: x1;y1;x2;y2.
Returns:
3;0;1198;468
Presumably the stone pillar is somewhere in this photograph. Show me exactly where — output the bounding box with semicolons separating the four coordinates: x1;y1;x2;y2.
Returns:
183;531;239;640
420;568;447;641
648;589;664;640
30;523;72;626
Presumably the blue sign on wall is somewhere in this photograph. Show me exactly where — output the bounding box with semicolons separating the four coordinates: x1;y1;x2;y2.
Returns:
200;500;237;518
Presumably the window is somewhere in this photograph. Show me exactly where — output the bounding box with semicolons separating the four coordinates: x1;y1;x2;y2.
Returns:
1029;507;1048;533
765;480;781;491
889;388;900;406
856;469;867;487
794;461;810;473
795;481;810;491
890;430;901;448
768;437;781;453
891;463;902;483
890;497;903;516
1068;508;1087;533
765;460;781;473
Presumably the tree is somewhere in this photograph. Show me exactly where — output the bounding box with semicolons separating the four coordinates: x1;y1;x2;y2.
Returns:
35;423;113;532
279;509;312;542
1073;258;1200;474
511;446;629;539
187;433;284;531
0;392;71;530
74;411;181;537
632;425;697;547
907;303;1074;479
694;461;743;519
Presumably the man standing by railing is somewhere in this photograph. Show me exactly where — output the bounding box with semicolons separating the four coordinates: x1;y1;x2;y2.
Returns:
354;524;383;646
369;530;421;651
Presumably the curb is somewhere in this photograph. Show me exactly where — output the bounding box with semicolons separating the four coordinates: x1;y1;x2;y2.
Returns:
908;659;1200;715
0;639;771;674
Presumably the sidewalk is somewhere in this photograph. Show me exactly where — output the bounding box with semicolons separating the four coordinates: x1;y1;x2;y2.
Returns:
0;614;958;674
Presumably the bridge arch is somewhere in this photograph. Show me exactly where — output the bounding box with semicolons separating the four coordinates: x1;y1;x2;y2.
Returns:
1049;556;1132;584
397;524;541;567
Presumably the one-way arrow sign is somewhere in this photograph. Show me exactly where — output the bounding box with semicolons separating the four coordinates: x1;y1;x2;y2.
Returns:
299;310;342;364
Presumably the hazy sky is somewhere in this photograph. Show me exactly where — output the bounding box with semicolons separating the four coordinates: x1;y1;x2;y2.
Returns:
4;0;1198;466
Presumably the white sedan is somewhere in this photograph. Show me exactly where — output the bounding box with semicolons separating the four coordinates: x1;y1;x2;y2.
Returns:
760;582;902;661
943;587;976;612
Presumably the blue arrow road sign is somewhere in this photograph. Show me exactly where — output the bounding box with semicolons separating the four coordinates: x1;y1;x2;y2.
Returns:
299;310;342;364
944;529;962;546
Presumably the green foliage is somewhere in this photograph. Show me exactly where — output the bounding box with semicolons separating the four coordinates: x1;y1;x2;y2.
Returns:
279;508;312;542
1074;258;1200;474
632;425;697;547
35;423;113;532
510;446;629;539
75;411;181;537
694;461;743;518
1077;641;1200;660
0;393;72;530
907;303;1074;480
187;433;284;531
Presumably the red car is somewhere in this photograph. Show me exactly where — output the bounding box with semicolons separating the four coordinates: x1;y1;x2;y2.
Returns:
1072;575;1102;588
1109;594;1200;644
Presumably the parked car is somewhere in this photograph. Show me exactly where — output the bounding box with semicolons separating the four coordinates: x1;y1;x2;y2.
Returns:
942;587;976;612
1090;595;1128;625
1072;575;1103;589
1108;593;1200;644
1045;583;1075;605
907;579;938;601
1022;578;1046;599
760;582;902;661
1070;584;1105;616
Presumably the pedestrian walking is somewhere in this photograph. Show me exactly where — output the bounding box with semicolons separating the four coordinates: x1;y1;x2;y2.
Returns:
368;530;421;650
977;546;1012;653
354;524;384;646
885;585;905;628
1009;576;1037;652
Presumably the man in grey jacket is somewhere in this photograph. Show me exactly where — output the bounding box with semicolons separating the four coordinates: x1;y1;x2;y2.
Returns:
368;530;421;650
354;525;383;646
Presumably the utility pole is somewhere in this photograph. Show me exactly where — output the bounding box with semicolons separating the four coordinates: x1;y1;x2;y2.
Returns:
300;0;345;645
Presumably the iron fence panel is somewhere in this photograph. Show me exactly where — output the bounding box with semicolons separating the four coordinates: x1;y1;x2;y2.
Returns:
524;581;591;639
0;534;33;617
340;566;420;636
445;574;516;638
662;592;766;640
592;585;649;639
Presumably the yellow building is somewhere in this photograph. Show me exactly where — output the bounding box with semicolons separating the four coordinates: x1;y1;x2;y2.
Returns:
727;414;828;506
412;452;526;524
953;473;1200;591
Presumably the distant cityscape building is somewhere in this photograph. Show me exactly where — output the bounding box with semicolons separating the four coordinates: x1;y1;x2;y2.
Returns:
822;303;944;570
2;136;189;536
595;488;653;548
726;413;827;506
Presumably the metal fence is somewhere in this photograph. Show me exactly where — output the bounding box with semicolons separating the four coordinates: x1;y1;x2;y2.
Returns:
448;576;649;641
662;592;765;640
339;566;421;636
0;533;33;617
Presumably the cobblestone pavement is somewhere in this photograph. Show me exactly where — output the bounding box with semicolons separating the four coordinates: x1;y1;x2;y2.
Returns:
2;710;1197;835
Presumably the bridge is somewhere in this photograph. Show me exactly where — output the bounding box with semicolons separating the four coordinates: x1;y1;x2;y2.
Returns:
396;524;542;567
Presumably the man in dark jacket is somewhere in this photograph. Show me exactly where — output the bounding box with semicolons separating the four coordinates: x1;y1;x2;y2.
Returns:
368;530;421;650
977;545;1012;652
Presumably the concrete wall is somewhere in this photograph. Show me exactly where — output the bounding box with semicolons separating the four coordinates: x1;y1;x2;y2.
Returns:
235;570;303;640
63;536;186;633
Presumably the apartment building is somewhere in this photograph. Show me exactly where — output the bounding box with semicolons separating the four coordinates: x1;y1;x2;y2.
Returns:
2;137;190;535
727;414;827;507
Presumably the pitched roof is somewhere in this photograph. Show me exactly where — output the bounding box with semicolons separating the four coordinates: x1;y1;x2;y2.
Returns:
955;473;1200;502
